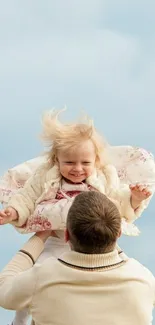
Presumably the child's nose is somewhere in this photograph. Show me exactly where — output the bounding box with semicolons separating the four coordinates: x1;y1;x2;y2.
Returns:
73;164;83;171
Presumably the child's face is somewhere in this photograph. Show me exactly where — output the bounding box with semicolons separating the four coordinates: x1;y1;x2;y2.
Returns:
57;140;96;183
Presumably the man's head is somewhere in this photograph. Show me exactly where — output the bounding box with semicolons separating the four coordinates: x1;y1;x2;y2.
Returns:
66;191;121;254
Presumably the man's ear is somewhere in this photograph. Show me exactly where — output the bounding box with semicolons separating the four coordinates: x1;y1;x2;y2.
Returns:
65;229;70;243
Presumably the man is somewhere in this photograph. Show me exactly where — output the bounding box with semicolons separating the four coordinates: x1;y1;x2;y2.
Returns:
0;191;154;325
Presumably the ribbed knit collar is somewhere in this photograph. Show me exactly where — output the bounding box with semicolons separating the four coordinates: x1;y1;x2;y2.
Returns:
58;249;124;270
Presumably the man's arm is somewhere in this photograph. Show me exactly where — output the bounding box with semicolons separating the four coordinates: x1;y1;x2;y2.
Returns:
0;232;50;310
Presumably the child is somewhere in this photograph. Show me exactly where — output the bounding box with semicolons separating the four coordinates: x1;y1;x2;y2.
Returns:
0;109;152;325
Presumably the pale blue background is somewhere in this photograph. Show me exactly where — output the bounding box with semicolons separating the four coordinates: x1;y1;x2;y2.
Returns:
0;1;155;323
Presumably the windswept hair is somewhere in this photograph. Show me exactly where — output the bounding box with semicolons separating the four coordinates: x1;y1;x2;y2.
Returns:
40;108;110;168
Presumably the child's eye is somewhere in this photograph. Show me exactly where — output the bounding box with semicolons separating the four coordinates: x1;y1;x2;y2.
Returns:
83;162;91;165
65;162;73;164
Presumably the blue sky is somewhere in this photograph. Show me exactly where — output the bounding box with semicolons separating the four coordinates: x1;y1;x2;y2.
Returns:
0;0;155;323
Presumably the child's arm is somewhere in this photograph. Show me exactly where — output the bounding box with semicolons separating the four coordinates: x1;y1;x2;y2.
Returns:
99;164;153;223
114;183;153;223
0;165;46;227
13;195;75;233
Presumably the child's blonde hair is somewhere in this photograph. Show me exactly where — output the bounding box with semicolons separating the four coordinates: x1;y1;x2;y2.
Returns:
40;108;110;169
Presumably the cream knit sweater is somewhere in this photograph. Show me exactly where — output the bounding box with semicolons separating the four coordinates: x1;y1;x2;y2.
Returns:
0;235;154;325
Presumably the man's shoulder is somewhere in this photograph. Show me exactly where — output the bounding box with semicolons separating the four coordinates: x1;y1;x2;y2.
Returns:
35;257;62;276
125;257;155;283
34;254;155;289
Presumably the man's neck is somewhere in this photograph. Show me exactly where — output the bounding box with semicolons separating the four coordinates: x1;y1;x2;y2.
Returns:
70;243;116;255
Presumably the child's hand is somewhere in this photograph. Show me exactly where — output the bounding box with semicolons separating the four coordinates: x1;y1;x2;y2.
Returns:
130;184;152;202
0;207;18;225
130;184;152;210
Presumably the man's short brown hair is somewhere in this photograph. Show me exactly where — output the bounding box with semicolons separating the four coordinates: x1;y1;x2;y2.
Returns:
67;191;121;254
